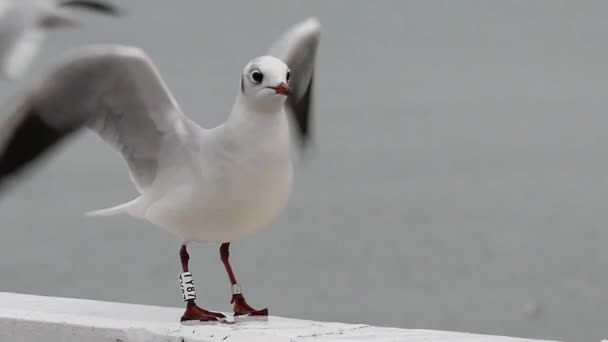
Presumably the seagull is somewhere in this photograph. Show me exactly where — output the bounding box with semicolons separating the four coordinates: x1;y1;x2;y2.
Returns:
0;0;121;80
0;17;320;323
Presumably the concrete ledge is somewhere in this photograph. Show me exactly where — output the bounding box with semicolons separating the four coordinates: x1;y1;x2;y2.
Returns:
0;292;558;342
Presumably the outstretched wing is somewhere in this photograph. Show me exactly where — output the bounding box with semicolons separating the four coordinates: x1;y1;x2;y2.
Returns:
268;18;321;148
0;44;201;193
0;27;44;80
58;0;122;15
0;0;121;80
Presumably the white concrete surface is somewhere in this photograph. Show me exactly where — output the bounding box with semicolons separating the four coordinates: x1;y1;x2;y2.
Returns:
0;292;559;342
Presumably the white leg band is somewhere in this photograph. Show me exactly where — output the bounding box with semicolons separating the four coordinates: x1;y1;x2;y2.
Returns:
231;283;242;295
179;272;196;301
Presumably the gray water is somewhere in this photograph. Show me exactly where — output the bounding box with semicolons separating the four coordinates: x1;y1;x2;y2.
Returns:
0;1;607;341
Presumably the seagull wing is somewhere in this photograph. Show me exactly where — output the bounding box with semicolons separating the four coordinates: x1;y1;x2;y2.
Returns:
0;44;202;193
58;0;122;15
268;17;321;148
0;22;44;80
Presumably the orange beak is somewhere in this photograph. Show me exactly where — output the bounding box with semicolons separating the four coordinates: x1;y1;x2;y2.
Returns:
271;82;290;96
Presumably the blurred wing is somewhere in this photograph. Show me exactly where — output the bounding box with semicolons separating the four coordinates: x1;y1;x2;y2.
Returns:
59;0;122;15
0;45;201;193
268;18;321;148
0;28;44;80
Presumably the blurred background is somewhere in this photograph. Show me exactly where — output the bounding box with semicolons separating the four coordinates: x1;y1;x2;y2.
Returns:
0;1;607;341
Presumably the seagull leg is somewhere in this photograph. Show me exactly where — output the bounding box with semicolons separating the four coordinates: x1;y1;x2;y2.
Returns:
179;244;226;323
220;242;268;317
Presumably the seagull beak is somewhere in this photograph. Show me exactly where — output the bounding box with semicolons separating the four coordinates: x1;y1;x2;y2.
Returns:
271;82;290;96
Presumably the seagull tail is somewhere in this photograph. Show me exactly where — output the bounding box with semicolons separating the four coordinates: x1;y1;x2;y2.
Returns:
85;198;141;218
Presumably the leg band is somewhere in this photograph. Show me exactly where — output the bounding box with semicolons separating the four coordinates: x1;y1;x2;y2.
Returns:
179;272;196;301
231;283;242;295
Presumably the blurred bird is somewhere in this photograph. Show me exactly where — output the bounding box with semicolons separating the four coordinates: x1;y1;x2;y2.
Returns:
0;17;320;323
0;0;121;80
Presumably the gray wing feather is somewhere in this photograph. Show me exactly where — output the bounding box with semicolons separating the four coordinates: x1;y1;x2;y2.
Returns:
268;18;320;147
24;45;199;192
59;0;122;15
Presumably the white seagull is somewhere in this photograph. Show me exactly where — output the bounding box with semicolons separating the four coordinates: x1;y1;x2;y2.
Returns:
0;17;320;323
0;0;121;80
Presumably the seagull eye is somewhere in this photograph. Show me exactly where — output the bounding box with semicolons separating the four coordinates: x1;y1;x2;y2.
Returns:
250;70;263;84
286;70;291;82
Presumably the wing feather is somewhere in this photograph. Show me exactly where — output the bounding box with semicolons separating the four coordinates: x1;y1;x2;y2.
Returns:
268;18;321;147
0;44;200;192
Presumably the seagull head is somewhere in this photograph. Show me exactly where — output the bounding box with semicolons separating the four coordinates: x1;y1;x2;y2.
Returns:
239;56;291;112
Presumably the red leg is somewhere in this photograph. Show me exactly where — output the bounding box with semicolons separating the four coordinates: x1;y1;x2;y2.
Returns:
179;244;226;323
220;242;268;316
